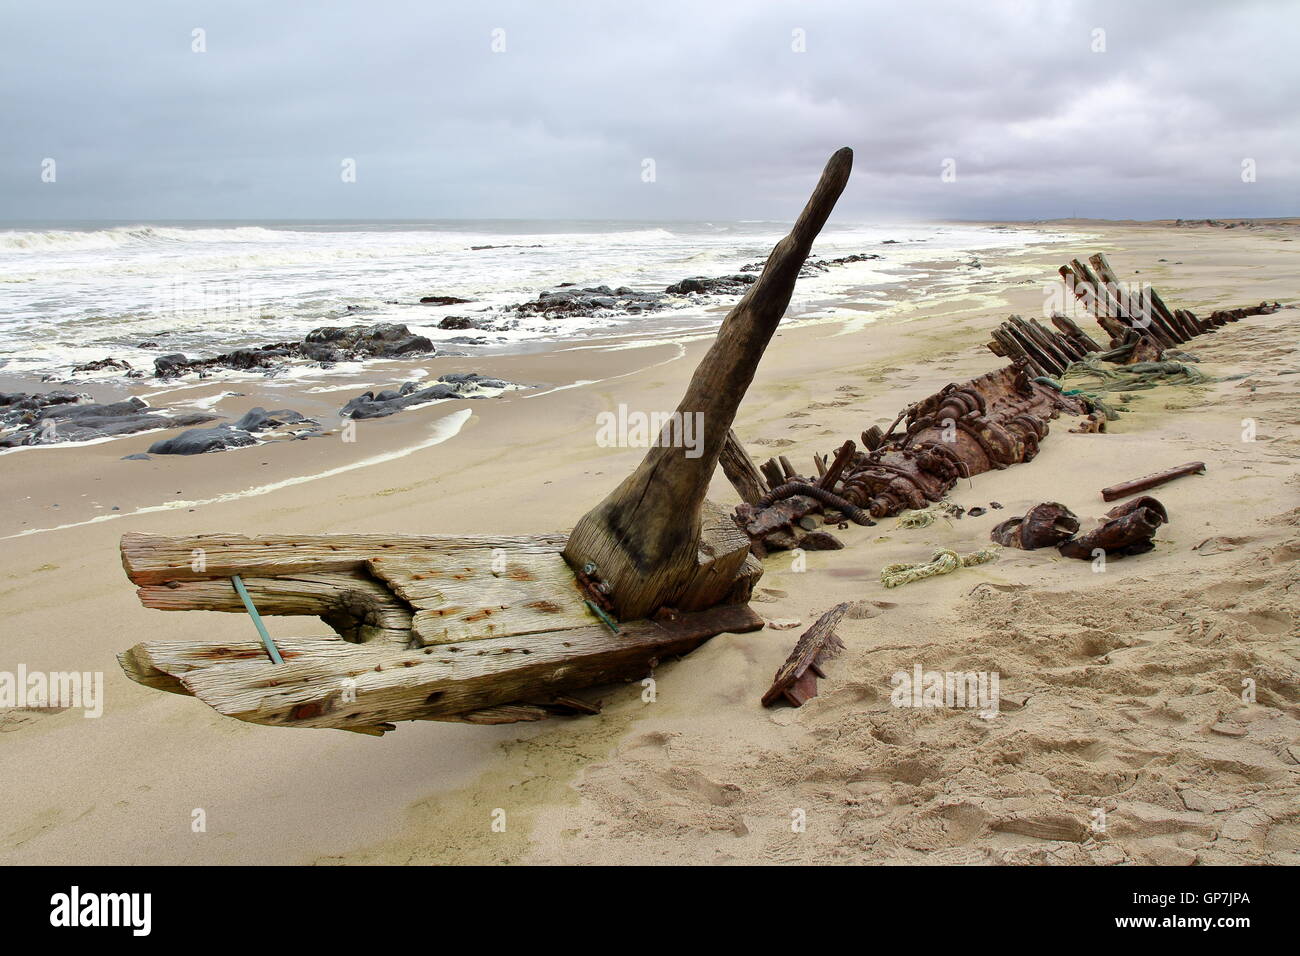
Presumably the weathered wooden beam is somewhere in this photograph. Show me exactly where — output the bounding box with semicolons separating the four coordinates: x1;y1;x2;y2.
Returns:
367;550;596;646
759;457;786;489
1049;311;1102;352
120;603;765;735
719;428;771;505
761;603;848;707
121;531;568;586
563;147;853;620
1012;316;1072;371
818;440;856;492
136;570;413;645
1004;320;1063;376
1088;253;1181;346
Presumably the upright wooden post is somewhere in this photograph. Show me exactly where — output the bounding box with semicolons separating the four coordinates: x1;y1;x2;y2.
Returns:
564;148;854;620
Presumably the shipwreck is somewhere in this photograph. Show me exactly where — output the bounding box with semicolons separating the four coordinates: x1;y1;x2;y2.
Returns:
116;148;1281;733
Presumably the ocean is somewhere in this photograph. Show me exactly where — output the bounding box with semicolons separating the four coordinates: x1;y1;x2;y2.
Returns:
0;219;1070;377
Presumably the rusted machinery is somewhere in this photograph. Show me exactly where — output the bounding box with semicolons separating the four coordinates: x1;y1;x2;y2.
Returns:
727;360;1094;555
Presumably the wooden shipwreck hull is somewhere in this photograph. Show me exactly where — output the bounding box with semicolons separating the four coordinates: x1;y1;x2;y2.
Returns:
117;148;855;734
119;530;763;735
116;149;1280;734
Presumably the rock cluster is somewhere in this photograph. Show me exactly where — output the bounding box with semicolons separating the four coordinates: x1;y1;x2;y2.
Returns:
0;393;217;448
151;322;436;378
340;373;513;420
147;407;317;456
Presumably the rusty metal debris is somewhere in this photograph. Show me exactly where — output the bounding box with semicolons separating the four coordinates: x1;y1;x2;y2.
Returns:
1058;497;1168;559
992;497;1169;560
991;502;1080;550
1101;462;1206;502
723;253;1269;562
730;361;1091;554
837;362;1089;518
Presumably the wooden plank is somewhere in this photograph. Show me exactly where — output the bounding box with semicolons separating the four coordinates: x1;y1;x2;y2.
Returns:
121;604;765;734
719;428;770;505
818;440;856;492
120;531;568;585
761;603;848;707
1012;316;1072;371
137;570;411;635
367;550;595;645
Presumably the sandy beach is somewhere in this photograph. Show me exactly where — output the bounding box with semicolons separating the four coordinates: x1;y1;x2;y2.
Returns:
1;219;1296;866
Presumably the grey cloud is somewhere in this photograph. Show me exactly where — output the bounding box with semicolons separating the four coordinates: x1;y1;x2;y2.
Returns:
0;0;1295;221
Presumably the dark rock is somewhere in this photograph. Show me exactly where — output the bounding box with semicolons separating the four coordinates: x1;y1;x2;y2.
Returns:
303;323;435;358
121;453;152;461
300;341;345;363
438;372;509;389
41;397;149;420
232;407;312;432
510;286;669;320
419;295;473;305
339;373;515;420
154;353;189;378
71;357;132;374
438;316;476;330
665;275;756;295
148;426;257;456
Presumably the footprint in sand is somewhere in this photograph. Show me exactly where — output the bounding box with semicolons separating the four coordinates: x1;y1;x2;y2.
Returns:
0;706;71;734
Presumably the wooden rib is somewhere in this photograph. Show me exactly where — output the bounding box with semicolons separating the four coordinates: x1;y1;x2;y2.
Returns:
1049;312;1102;352
1088;253;1179;346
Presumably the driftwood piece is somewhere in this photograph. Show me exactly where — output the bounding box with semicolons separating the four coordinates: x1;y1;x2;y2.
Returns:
563;147;853;620
761;603;848;708
120;603;764;735
759;458;786;489
1101;461;1206;501
120;531;568;586
720;429;771;505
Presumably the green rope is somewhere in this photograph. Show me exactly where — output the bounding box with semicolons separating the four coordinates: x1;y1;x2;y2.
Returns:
895;502;953;529
880;547;1000;589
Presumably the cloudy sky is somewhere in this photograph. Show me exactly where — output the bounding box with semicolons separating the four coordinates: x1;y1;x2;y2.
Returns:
1;0;1296;222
